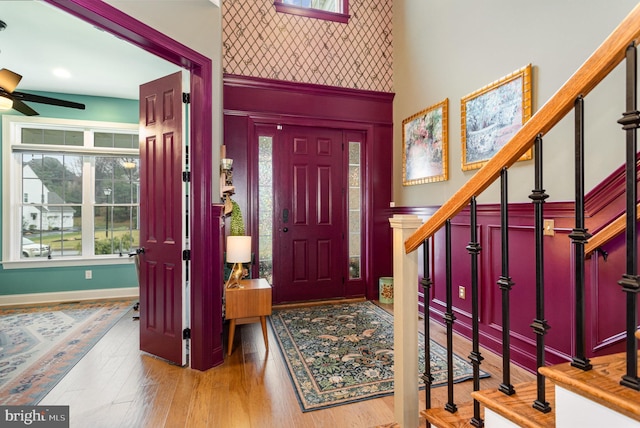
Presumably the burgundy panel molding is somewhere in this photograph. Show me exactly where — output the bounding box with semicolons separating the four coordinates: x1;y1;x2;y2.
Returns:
587;236;636;355
224;74;393;124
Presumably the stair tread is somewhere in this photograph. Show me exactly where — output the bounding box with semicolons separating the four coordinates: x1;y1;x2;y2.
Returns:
539;351;640;422
421;402;483;428
472;381;555;428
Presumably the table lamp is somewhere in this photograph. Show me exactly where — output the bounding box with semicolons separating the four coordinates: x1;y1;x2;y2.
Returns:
225;235;251;288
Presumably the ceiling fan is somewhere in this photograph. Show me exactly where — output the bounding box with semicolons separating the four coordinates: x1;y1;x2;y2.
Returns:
0;68;85;116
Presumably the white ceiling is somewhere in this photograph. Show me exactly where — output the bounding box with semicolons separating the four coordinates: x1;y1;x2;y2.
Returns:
0;1;180;100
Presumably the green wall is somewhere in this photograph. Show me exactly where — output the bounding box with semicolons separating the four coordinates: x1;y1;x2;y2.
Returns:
0;92;139;296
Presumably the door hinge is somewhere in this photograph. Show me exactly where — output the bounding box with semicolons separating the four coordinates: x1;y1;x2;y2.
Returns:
183;328;191;339
183;92;190;104
182;249;191;261
182;171;191;182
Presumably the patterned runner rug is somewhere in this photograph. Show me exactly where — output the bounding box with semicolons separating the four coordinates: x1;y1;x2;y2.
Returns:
270;300;489;412
0;299;135;405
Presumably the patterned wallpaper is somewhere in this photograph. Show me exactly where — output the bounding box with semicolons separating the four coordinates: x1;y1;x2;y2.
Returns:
222;0;393;93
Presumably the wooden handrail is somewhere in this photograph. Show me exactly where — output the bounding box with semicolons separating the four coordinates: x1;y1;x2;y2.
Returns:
405;3;640;254
585;203;640;256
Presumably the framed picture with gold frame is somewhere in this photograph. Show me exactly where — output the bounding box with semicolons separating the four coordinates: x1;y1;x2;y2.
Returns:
402;98;449;185
461;64;532;171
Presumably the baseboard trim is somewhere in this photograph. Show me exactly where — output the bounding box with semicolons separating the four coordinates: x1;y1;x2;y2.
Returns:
0;287;139;306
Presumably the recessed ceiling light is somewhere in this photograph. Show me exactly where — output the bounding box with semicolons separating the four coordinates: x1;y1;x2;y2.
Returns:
52;68;71;79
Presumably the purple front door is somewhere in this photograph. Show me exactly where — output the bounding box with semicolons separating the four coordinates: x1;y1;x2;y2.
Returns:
273;125;345;303
138;72;186;365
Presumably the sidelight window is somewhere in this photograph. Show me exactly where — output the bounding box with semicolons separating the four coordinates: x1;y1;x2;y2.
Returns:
348;141;361;279
258;136;274;284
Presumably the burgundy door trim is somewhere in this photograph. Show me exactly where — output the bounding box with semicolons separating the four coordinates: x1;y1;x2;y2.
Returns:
44;0;221;370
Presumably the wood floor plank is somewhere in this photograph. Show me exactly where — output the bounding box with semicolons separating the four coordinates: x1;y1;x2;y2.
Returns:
37;304;535;427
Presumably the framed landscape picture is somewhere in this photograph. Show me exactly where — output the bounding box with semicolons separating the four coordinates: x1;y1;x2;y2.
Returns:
402;99;449;185
461;64;532;171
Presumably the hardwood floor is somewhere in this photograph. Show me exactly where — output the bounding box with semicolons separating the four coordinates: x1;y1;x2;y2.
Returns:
40;302;534;428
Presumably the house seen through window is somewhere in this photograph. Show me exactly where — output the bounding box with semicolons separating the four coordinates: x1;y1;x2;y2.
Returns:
3;116;139;263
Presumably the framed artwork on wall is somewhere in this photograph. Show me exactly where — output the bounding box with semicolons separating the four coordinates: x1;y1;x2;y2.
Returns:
461;64;532;171
402;98;449;185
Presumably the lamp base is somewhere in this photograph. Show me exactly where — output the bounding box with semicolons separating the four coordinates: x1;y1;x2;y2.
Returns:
225;262;246;288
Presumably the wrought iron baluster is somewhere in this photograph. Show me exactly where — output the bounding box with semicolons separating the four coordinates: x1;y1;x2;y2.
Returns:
421;237;434;415
617;42;640;391
497;167;516;396
444;219;458;413
529;134;552;413
569;96;592;371
466;197;483;427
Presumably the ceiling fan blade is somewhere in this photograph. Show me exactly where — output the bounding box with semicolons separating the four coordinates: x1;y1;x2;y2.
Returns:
0;68;22;93
11;99;39;116
12;91;85;110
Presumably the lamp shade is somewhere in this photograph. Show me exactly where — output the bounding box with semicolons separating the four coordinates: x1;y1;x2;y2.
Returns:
0;96;13;110
226;235;251;263
221;158;233;170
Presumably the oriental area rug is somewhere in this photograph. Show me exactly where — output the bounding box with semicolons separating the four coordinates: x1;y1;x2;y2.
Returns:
270;300;489;412
0;299;135;405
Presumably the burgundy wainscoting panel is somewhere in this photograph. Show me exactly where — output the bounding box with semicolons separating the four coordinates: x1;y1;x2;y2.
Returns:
587;232;640;357
486;224;537;362
399;201;578;372
395;154;640;373
543;228;575;364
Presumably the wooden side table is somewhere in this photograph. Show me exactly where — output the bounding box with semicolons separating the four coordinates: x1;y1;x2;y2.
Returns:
225;278;272;356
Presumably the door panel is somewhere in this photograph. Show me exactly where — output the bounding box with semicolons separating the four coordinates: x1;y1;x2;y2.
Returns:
274;126;344;303
139;71;186;365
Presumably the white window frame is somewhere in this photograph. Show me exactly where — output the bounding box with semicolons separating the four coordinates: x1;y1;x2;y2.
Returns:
2;115;138;269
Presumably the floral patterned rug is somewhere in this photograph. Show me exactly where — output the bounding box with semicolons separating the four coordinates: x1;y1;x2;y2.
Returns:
0;299;135;405
270;300;489;412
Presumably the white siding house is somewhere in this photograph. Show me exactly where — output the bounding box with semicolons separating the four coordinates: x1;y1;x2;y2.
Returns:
22;165;75;231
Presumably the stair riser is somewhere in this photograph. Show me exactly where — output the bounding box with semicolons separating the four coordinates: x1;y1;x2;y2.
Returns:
556;386;639;428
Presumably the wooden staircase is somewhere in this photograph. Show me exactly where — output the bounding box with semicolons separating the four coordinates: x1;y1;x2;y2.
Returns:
422;351;640;427
394;2;640;427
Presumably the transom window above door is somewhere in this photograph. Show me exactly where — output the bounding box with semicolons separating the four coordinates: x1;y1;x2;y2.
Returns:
274;0;350;23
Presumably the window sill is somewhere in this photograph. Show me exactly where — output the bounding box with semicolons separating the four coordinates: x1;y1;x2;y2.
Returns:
1;255;135;270
274;3;350;23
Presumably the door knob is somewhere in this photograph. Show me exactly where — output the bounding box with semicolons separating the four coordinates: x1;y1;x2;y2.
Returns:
129;247;145;257
283;227;289;233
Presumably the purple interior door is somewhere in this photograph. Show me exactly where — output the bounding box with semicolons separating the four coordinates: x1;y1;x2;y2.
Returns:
139;72;186;365
273;125;345;303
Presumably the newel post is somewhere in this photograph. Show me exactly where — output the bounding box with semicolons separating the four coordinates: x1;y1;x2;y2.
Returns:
389;214;423;428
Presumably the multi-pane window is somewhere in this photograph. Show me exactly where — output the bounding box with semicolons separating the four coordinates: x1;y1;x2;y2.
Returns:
274;0;349;23
282;0;341;13
3;116;139;264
